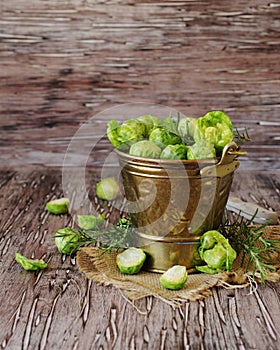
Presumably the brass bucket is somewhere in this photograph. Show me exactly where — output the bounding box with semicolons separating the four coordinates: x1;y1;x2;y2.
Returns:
116;142;242;272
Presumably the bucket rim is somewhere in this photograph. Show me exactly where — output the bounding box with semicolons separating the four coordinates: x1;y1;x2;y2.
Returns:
114;148;218;168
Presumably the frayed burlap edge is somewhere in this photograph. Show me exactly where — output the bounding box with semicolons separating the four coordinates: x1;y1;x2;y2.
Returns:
76;246;280;308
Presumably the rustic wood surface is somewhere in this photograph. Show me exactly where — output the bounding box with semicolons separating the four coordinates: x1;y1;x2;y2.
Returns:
0;168;279;350
0;0;280;349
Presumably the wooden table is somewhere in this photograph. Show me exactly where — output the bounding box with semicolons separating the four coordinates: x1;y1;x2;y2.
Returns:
1;1;280;349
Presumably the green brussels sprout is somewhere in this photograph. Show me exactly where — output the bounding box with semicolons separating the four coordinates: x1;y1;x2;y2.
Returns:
46;198;70;215
55;228;81;255
194;111;233;151
129;140;162;158
160;144;189;160
15;252;48;271
77;214;105;230
106;119;146;150
187;139;216;160
116;247;146;274
118;118;146;144
177;117;197;144
137;114;158;136
107;120;124;149
160;265;188;290
196;230;237;274
96;177;119;200
149;128;182;149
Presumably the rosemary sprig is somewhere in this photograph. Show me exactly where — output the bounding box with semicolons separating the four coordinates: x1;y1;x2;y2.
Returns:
55;217;135;255
219;211;280;283
234;127;251;145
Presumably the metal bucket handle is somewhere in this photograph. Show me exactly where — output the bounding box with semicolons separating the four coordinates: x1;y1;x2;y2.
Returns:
200;142;246;178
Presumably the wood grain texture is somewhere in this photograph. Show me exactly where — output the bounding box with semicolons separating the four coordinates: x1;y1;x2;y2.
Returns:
0;168;279;350
0;0;279;169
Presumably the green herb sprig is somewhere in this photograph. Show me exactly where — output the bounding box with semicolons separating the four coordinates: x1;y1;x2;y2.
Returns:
54;217;135;256
234;127;251;145
219;211;280;283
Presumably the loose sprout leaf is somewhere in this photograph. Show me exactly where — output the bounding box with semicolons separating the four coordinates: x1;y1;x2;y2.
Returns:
15;253;48;271
196;230;237;274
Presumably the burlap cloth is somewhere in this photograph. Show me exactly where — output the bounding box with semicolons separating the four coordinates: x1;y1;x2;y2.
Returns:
77;226;280;308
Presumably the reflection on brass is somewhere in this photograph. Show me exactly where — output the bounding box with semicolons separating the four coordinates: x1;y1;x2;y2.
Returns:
116;142;241;272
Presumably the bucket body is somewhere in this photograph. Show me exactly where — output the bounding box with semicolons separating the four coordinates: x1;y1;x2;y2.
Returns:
116;142;240;272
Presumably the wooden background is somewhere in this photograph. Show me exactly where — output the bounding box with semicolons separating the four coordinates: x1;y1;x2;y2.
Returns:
0;1;280;349
0;0;279;170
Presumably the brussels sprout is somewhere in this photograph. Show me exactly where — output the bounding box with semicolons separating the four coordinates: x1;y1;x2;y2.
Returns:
160;144;189;160
107;120;124;149
15;252;48;271
129;140;162;158
160;265;188;290
178;117;197;144
137;114;158;136
149;128;182;149
187;139;216;160
106;119;146;150
55;228;81;255
46;198;70;215
77;214;105;230
118;119;146;145
116;247;146;274
196;230;237;274
96;177;119;200
194;111;233;151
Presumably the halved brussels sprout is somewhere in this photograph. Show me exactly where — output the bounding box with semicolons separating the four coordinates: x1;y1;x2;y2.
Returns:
160;265;188;290
46;198;70;215
116;247;146;274
96;177;119;200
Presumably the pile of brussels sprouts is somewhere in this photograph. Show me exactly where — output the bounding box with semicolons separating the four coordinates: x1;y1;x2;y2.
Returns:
107;110;234;160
